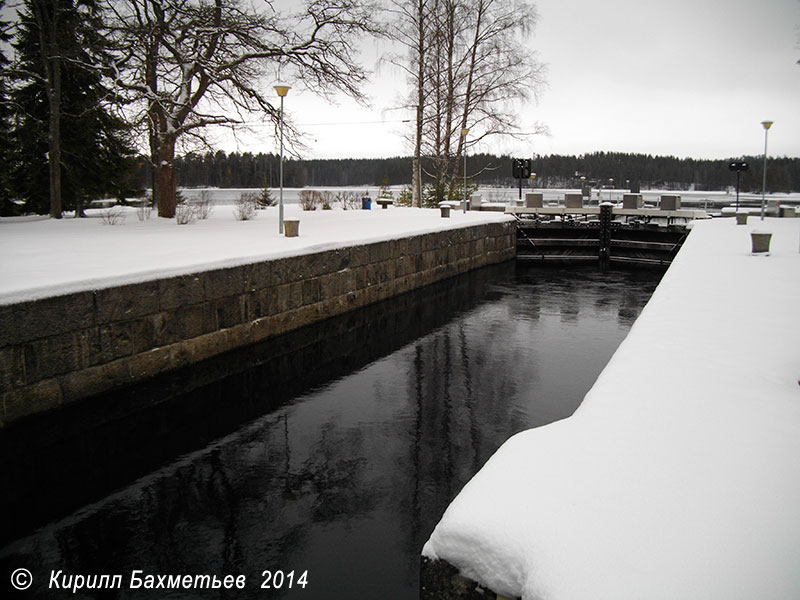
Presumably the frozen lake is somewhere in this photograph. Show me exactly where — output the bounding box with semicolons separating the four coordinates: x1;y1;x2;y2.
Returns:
176;186;800;210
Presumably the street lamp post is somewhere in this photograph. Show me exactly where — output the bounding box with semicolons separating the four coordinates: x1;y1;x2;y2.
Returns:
274;83;291;233
461;128;469;213
760;120;773;221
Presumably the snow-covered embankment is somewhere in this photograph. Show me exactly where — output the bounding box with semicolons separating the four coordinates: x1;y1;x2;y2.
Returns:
423;217;800;600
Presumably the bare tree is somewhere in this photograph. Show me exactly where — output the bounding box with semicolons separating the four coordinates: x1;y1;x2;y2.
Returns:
107;0;381;218
392;0;546;205
385;0;428;207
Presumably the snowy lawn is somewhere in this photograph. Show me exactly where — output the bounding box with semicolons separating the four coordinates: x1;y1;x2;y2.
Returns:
0;205;512;305
423;217;800;600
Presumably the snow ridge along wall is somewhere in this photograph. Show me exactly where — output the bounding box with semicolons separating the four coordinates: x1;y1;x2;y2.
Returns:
0;222;515;426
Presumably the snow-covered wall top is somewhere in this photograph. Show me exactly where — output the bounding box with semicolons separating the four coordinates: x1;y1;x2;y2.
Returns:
0;206;512;306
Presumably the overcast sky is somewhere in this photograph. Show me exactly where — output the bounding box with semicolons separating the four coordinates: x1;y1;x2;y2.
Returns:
233;0;800;161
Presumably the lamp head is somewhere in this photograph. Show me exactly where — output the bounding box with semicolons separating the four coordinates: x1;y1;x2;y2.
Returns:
761;120;773;130
274;84;291;97
461;128;469;137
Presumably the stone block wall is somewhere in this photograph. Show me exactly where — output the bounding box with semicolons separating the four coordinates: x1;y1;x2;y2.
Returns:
0;222;516;426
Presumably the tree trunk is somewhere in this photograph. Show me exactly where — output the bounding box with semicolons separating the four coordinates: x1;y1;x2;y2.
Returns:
156;136;177;218
47;57;62;219
33;0;62;219
451;0;482;188
413;103;423;208
413;0;425;208
149;126;159;209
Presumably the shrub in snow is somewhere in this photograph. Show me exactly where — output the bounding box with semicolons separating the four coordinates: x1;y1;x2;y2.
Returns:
193;190;213;220
137;195;153;221
100;206;126;225
298;190;319;211
320;191;335;210
336;191;359;210
234;192;258;221
175;202;196;225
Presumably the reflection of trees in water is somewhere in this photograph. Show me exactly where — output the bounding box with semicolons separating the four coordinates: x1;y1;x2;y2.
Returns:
6;403;374;597
399;307;537;581
2;265;518;597
396;266;663;584
0;264;663;599
291;422;373;523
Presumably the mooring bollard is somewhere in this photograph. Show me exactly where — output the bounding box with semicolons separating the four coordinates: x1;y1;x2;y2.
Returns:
736;213;748;225
284;219;300;237
750;231;771;253
439;203;451;218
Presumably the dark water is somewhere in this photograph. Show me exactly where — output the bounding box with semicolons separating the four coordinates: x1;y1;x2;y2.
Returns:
0;263;661;599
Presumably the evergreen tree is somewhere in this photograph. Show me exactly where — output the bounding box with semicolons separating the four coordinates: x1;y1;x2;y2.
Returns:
10;0;133;216
0;0;14;215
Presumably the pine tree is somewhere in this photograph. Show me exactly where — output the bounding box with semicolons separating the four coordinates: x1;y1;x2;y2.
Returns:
10;0;134;216
0;0;14;215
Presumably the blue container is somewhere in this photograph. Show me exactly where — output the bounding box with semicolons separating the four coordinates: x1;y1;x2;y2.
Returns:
361;197;372;210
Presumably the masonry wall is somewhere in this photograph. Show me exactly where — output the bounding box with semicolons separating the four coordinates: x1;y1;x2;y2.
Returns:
0;221;516;426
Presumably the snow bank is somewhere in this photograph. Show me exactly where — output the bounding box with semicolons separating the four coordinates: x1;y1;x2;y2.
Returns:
0;205;511;305
423;217;800;600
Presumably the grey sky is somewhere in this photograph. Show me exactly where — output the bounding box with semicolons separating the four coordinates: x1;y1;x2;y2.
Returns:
232;0;799;161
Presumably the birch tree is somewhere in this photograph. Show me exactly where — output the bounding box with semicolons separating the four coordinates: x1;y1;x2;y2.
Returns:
107;0;381;218
394;0;546;204
385;0;428;206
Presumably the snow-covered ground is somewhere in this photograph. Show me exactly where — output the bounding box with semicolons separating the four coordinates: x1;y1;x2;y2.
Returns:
0;204;511;305
423;217;800;600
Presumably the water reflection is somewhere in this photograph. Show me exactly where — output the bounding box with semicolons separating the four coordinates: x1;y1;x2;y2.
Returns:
0;264;661;599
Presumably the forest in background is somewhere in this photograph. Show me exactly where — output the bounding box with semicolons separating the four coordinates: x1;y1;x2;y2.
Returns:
3;0;798;218
164;150;800;194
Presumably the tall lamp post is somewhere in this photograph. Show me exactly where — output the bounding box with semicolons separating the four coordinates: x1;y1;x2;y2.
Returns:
274;83;291;233
760;120;773;221
461;127;469;213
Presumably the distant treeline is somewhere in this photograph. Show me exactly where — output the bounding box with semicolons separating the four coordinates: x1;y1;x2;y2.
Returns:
158;151;800;193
